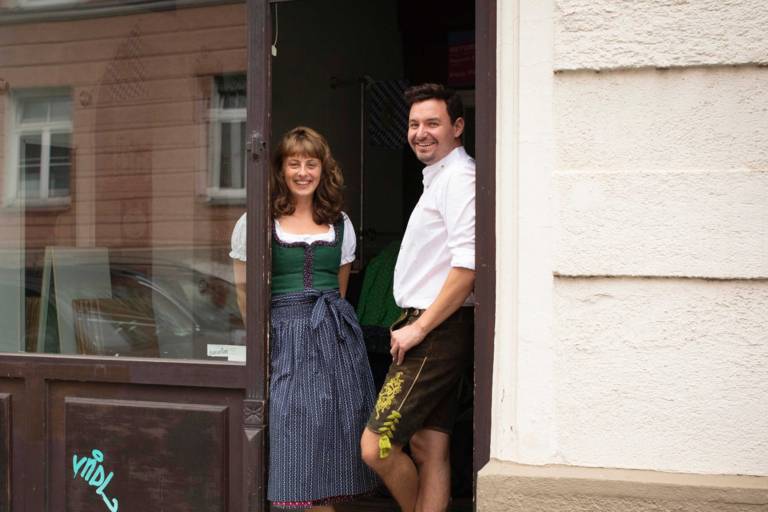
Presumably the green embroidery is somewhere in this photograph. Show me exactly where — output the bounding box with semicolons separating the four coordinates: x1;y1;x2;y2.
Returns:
375;372;405;459
378;411;401;459
375;355;430;458
374;371;404;420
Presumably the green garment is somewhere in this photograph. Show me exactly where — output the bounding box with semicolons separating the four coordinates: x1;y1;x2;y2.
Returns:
356;240;402;327
271;220;343;295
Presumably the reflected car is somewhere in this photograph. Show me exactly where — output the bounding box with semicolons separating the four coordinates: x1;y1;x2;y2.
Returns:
17;258;244;360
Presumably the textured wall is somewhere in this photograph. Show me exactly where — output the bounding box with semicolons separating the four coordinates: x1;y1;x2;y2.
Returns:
555;171;768;278
492;0;768;478
555;0;768;70
555;68;768;172
492;0;559;464
554;278;768;475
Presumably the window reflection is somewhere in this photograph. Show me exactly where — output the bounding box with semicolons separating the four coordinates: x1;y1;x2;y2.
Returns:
0;1;247;360
13;91;72;204
209;74;247;202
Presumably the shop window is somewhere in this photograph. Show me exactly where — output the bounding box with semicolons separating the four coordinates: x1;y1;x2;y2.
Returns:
208;73;246;203
7;89;72;207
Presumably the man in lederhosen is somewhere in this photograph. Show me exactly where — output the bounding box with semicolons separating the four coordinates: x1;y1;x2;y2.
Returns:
361;83;475;512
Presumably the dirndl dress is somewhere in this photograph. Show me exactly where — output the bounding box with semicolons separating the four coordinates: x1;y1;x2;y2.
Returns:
267;218;378;508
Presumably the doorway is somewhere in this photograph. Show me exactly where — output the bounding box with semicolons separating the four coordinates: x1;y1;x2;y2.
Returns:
270;1;477;509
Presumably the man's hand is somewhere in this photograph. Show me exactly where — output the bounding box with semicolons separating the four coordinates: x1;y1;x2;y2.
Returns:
390;322;427;365
389;267;475;366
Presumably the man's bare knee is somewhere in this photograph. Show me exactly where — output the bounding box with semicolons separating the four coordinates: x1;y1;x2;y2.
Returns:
360;429;382;467
410;429;450;466
409;433;429;467
361;428;402;472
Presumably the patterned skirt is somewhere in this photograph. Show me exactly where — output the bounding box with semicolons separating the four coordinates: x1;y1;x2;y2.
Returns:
268;289;378;507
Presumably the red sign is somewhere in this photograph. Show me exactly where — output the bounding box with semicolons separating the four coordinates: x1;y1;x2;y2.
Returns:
448;42;475;87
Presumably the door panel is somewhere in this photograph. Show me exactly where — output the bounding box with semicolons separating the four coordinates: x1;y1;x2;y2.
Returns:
0;358;252;511
48;380;244;512
62;397;229;511
0;379;25;511
0;392;11;511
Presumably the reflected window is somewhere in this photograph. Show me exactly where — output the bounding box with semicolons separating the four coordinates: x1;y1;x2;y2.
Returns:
9;89;72;207
1;2;248;361
208;73;246;203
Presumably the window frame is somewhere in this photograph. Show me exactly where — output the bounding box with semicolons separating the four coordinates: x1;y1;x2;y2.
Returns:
207;74;247;204
5;88;73;209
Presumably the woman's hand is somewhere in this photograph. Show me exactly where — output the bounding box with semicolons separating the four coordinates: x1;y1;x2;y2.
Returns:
233;259;247;322
338;263;352;298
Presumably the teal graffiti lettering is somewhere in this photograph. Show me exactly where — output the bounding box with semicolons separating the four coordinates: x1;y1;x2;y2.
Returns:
71;449;119;512
72;455;87;478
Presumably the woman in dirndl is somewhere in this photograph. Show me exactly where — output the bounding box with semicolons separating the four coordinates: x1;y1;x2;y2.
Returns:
230;126;377;510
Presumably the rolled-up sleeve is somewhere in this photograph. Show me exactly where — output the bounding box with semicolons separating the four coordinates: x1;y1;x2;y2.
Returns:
442;165;475;270
340;212;357;265
229;213;247;262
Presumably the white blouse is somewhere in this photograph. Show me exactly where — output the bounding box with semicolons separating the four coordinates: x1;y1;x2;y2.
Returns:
229;212;356;265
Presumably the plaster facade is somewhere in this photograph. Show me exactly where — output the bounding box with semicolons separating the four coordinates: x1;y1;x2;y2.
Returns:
555;68;768;173
484;0;768;508
555;170;768;278
554;277;768;475
554;0;768;70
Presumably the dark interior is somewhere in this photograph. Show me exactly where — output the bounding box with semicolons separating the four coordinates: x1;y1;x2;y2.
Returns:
271;0;476;507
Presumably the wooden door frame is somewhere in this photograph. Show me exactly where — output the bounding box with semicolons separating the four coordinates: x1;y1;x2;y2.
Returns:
474;0;497;474
243;0;272;509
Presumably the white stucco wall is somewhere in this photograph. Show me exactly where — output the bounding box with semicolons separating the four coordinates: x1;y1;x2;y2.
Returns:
492;0;558;465
492;0;768;476
554;0;768;70
555;68;768;173
555;170;768;278
553;277;768;475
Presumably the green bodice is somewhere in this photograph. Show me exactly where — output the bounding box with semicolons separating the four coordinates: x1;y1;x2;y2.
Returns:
271;219;343;295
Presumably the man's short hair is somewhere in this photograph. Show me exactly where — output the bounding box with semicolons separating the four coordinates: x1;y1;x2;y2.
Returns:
404;83;464;124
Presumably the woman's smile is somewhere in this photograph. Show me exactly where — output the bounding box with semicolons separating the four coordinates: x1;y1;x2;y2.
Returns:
283;155;322;198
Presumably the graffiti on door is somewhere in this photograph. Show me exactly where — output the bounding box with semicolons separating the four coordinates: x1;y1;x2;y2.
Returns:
72;449;119;512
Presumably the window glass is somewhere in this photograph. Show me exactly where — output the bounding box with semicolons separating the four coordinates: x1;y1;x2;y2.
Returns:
49;97;73;122
215;74;247;109
209;73;247;201
0;2;248;361
19;97;48;123
48;132;71;197
13;91;73;203
19;134;42;198
219;121;246;189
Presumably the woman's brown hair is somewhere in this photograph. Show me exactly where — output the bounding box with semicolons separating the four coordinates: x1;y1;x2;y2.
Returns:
270;126;344;225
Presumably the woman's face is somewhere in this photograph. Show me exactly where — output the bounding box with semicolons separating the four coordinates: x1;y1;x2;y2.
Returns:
282;153;322;201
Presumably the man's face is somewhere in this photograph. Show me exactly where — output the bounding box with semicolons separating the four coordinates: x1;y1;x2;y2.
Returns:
407;99;464;165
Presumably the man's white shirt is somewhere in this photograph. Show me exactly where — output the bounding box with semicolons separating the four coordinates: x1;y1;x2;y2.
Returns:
393;146;475;309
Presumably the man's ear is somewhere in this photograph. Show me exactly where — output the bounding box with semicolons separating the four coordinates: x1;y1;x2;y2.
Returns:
452;117;465;139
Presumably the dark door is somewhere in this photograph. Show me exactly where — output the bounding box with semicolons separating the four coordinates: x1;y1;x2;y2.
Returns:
0;0;271;510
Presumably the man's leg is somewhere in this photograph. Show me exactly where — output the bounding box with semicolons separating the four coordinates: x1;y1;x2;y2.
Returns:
409;429;451;512
361;428;418;512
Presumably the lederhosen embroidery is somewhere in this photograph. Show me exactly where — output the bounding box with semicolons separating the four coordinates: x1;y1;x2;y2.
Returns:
374;309;434;458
